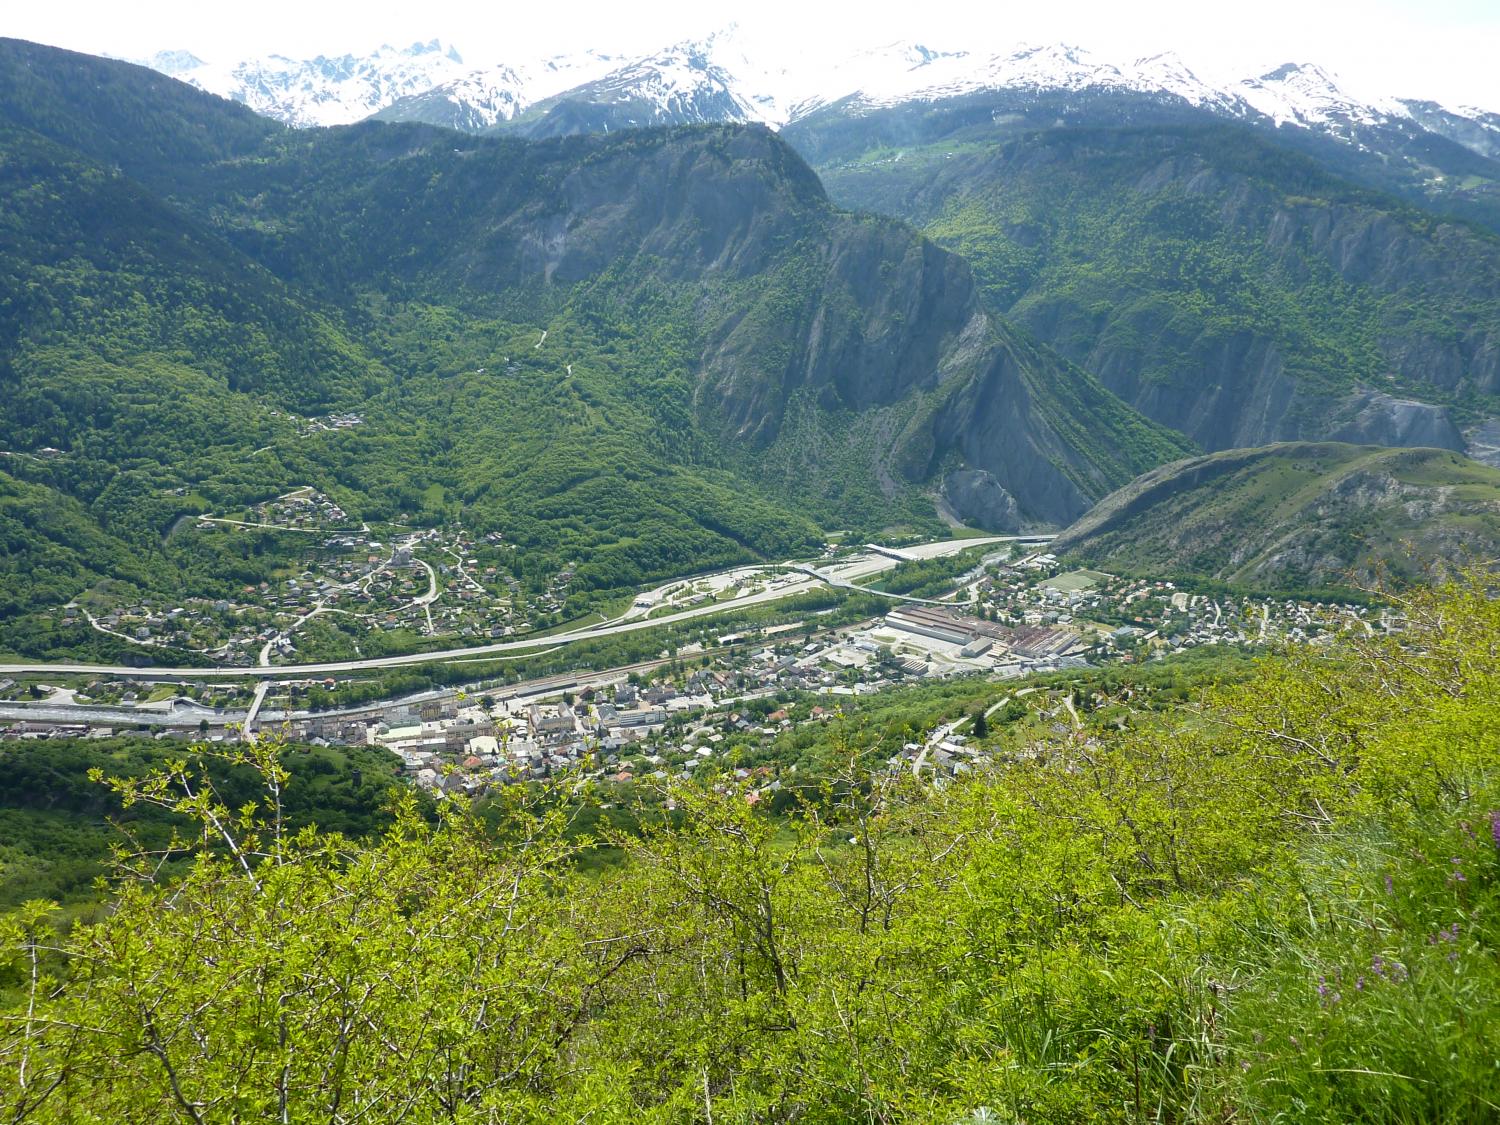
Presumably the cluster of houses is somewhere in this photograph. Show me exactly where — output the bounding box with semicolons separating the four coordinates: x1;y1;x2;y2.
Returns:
264;409;365;438
235;488;356;531
71;597;270;664
970;561;1383;661
339;612;1101;797
186;626;975;795
363;676;854;804
302;412;365;435
370;682;712;794
68;502;564;660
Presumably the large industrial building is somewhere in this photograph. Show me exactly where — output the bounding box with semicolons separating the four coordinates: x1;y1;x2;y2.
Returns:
884;605;1084;664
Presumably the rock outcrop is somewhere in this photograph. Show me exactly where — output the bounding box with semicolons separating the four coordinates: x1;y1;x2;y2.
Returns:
940;469;1022;532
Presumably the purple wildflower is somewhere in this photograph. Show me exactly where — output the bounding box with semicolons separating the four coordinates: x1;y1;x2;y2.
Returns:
1316;975;1342;1006
1432;922;1462;944
1355;976;1366;991
1384;874;1394;895
1489;810;1500;848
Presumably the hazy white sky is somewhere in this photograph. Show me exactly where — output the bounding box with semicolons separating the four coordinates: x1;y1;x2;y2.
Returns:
6;0;1500;108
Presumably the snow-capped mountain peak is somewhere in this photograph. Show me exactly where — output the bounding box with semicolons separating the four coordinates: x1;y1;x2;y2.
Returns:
567;44;764;124
156;39;472;127
380;63;531;130
779;39;964;119
1236;61;1409;128
141;49;206;77
372;48;626;129
1125;51;1233;109
842;41;1233;114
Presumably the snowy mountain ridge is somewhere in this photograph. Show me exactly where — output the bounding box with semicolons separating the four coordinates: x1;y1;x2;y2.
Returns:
139;39;470;128
141;29;1499;147
370;50;624;130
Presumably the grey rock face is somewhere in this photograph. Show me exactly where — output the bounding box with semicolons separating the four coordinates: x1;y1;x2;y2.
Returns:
1325;390;1464;450
941;469;1022;531
807;122;1500;462
1462;419;1500;467
451;128;1167;525
916;327;1104;527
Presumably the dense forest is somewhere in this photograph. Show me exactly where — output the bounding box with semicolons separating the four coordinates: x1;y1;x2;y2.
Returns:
0;575;1494;1121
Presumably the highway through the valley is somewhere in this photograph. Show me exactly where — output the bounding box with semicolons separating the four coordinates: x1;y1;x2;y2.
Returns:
0;630;837;735
0;535;1054;684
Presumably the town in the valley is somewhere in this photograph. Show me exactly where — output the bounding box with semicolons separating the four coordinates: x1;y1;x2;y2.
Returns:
2;528;1392;796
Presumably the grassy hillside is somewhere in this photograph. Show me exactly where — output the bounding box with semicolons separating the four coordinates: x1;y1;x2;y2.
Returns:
1053;442;1500;589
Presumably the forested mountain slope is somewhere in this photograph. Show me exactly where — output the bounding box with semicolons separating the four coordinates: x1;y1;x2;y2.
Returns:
187;120;1188;516
0;37;280;195
785;115;1500;460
